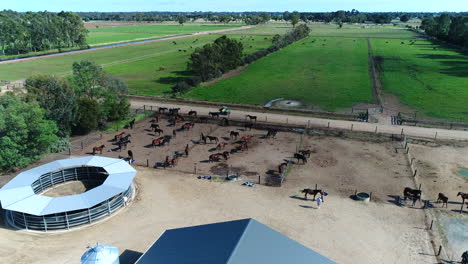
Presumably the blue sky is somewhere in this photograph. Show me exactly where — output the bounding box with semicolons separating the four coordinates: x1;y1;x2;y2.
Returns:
3;0;467;12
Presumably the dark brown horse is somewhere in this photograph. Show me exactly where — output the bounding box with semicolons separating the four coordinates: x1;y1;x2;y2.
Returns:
150;123;160;131
241;135;252;142
201;133;207;144
301;188;323;201
158;107;168;113
437;193;448;208
154;128;163;135
92;145;105;155
188;110;197;117
403;187;422;206
230;131;239;139
114;132;125;141
294;153;307;164
278;162;288;174
209;112;220;118
246;115;257;122
152;137;165;147
216;142;228;150
209;153;223;162
206;136;219;143
266;129;277;138
458;192;468;208
299;149;312;158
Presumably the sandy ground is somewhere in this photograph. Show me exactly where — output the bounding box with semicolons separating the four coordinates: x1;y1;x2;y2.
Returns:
0;167;437;264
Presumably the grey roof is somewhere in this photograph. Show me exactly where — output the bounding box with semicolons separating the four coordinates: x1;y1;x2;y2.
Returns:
0;156;136;216
136;218;335;264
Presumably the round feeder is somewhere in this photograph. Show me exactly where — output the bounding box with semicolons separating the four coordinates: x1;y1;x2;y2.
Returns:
356;192;370;202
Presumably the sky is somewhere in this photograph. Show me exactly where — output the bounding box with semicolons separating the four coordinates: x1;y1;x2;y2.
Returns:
3;0;468;12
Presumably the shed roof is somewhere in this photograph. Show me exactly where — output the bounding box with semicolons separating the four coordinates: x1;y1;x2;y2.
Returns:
0;157;136;216
136;218;335;264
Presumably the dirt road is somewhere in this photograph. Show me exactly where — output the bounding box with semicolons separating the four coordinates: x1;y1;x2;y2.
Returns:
130;99;468;141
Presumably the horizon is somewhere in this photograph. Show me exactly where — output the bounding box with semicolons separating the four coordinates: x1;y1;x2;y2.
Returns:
3;0;468;13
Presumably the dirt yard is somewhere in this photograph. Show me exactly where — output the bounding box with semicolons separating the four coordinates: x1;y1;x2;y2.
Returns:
0;168;436;264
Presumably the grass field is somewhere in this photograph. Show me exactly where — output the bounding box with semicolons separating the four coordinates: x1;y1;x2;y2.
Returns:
372;39;468;121
87;24;242;45
225;23;418;39
0;34;265;81
183;37;373;111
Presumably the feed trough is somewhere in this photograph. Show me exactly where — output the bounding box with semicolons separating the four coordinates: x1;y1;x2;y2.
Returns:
356;192;370;202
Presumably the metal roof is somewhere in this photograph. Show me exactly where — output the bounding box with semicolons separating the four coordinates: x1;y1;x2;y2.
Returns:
0;157;136;216
136;218;335;264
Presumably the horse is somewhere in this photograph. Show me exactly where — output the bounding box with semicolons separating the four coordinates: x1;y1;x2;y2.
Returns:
240;141;248;151
152;137;165;147
222;151;230;160
294;153;307;164
184;144;189;156
171;157;179;166
266;129;277;138
216;142;228;150
246;115;257;122
241;135;252;142
244;123;253;130
129;119;135;129
151;113;161;123
92;145;105;155
299;149;312;158
403;187;422;200
200;133;207;144
458;192;468;208
206;136;219;143
209;112;220;118
114;132;125;141
230;131;239;139
278;162;288;174
118;139;131;150
158;107;168;113
181;122;194;131
120;134;131;142
150;123;160;131
154;128;163;135
301;188;323;201
209;153;223;162
437;193;448;208
188;110;197;117
169;108;180;115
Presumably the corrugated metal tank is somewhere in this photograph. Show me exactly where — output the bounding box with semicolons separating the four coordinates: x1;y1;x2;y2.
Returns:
81;243;120;264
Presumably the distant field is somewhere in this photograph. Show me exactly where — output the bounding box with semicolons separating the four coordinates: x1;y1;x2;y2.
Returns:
372;39;468;121
183;37;373;111
225;23;418;39
87;24;242;45
105;36;274;95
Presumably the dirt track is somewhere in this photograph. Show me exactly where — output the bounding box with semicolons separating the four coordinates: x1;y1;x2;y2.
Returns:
130;99;468;141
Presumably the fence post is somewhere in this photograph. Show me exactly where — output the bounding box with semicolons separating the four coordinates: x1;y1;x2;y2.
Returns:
350;124;353;131
327;122;330;128
434;132;437;140
81;142;83;150
258;175;261;184
194;163;197;174
147;159;149;167
144;105;146;111
430;219;433;230
413;169;417;177
68;148;71;156
401;128;404;136
437;245;442;256
369;192;372;201
375;126;378;133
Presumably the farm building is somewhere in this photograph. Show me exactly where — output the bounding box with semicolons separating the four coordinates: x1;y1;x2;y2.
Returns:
136;218;335;264
0;156;136;231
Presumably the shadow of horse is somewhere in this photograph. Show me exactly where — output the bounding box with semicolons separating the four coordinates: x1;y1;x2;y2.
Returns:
221;137;230;141
290;195;307;201
208;147;217;152
299;205;313;209
266;170;278;176
387;195;403;206
200;160;211;163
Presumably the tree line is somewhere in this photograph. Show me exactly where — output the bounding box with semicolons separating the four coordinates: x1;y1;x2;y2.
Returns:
421;14;468;48
172;24;310;94
0;61;129;171
0;10;88;56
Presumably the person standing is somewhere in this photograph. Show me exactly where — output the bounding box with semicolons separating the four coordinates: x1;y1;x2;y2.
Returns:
317;196;323;209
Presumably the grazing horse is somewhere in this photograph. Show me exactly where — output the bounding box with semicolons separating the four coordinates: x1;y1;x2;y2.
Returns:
152;137;165;147
299;149;312;158
244;123;253;130
169;108;180;115
301;188;323;201
158;107;168;113
206;136;219;143
222;151;230;160
294;153;307;164
458;192;468;208
266;129;277;138
114;132;125;141
216;142;228;150
188;110;197;117
240;141;249;151
230;131;239;139
200;133;207;144
171;157;179;167
437;193;449;208
278;162;288;174
403;187;422;206
150;123;160;131
181;122;195;131
246;115;257;122
209;112;220;118
154;128;163;135
129;119;135;129
92;145;105;155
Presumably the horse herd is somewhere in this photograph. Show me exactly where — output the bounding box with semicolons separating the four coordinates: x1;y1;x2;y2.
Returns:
402;187;467;209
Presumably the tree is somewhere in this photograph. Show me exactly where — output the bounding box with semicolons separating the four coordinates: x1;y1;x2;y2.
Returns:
291;11;300;28
260;13;271;23
71;60;105;97
0;95;59;171
400;14;410;22
24;75;78;136
177;15;188;25
73;98;100;135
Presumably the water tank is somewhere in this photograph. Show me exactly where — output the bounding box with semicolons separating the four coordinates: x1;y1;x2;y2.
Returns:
81;243;120;264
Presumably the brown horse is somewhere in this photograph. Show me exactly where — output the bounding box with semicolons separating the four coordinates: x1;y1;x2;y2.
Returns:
241;135;252;142
114;132;125;141
266;129;277;138
403;187;422;206
230;131;239;139
206;136;219;143
458;192;468;208
154;128;163;135
209;112;220;118
209;153;223;162
92;145;105;155
299;149;313;158
200;133;207;144
301;188;323;201
240;141;249;151
278;162;288;174
152;137;165;147
150;123;160;131
216;142;228;150
188;110;197;117
437;193;448;208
